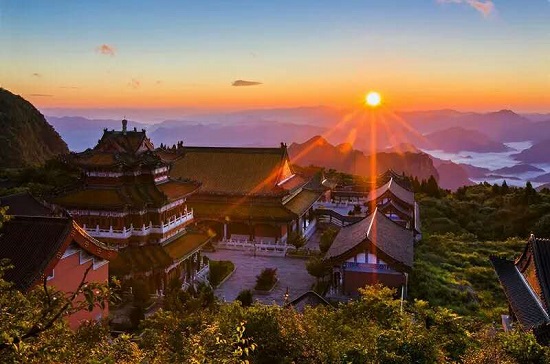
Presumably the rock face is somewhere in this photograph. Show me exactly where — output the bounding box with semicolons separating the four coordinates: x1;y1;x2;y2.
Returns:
288;135;439;183
0;88;69;168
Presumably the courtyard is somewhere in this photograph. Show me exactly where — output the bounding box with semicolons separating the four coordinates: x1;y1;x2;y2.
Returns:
203;250;316;305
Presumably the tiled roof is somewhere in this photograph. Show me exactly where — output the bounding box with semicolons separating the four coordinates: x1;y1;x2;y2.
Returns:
163;231;211;260
156;180;200;202
109;245;172;276
368;178;415;206
169;146;289;196
530;238;550;311
0;216;72;290
96;129;149;154
284;190;322;216
0;192;54;216
325;208;414;269
0;216;116;291
52;188;128;210
110;230;210;275
378;199;412;218
189;199;296;222
490;256;550;330
288;290;331;312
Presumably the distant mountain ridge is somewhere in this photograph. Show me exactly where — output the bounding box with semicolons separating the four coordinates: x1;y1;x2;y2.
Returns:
288;135;441;185
418;127;510;153
0;88;68;168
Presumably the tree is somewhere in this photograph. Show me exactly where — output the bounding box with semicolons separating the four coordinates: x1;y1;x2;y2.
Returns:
236;289;253;307
319;227;338;253
287;231;306;250
306;257;330;283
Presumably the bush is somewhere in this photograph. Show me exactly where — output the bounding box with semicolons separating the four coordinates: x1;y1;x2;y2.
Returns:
209;260;234;287
236;289;253;307
255;268;277;291
287;231;306;249
319;227;338;253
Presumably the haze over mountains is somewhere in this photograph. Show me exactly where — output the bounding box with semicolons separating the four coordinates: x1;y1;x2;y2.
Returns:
42;105;550;190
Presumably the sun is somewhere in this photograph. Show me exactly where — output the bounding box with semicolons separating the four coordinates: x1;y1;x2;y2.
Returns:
365;91;382;107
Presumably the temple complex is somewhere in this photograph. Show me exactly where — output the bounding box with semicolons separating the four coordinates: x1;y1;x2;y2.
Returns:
161;144;324;253
51;121;212;293
318;170;421;241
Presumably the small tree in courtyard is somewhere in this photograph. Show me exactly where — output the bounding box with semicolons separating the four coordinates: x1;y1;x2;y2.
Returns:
287;231;306;250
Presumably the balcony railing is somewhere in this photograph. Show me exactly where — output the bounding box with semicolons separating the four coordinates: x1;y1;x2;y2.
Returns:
84;210;193;239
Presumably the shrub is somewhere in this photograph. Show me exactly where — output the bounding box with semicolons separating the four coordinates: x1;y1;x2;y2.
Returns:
287;231;307;249
236;289;253;307
255;268;277;291
319;227;338;253
209;260;234;287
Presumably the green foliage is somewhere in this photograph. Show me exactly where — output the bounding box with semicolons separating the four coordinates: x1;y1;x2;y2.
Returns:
319;227;338;253
418;183;550;241
209;260;235;288
236;290;253;307
254;268;277;291
534;214;550;237
286;231;306;250
410;233;524;320
0;159;80;198
305;256;330;283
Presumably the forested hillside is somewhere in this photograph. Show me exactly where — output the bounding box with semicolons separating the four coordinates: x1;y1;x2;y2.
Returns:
0;89;68;168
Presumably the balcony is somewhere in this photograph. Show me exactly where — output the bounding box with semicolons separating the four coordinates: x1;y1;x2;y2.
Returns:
85;209;194;239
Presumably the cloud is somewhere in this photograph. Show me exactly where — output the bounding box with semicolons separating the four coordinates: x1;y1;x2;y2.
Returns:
128;78;140;89
59;86;80;89
232;80;262;87
95;44;116;56
32;73;41;77
27;94;53;97
437;0;495;17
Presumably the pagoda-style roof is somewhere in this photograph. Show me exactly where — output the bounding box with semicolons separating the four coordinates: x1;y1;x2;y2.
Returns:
288;290;331;312
324;208;414;270
491;237;550;331
367;177;415;207
0;216;117;291
110;229;211;276
162;230;211;261
189;199;296;222
66;121;163;171
0;192;55;216
95;127;152;155
52;179;199;210
284;189;323;216
169;145;304;196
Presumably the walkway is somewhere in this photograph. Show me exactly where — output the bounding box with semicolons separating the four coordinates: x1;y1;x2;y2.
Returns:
203;250;315;305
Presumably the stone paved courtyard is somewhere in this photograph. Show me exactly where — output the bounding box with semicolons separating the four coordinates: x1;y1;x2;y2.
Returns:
203;250;316;305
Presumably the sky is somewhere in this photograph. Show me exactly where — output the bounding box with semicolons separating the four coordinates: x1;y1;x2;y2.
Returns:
0;0;549;113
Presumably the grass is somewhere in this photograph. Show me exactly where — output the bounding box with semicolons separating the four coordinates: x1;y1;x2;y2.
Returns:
409;233;524;322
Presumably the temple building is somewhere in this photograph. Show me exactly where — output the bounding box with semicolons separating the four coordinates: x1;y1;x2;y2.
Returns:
0;210;117;329
50;121;212;293
160;144;324;252
320;171;421;241
490;236;550;345
324;208;414;298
